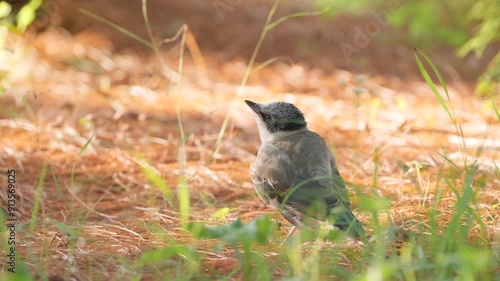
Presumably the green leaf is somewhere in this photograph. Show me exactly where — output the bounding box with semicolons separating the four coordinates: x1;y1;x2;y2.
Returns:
135;246;199;271
186;215;274;245
458;247;490;272
211;207;233;219
357;195;391;213
16;0;43;32
16;7;35;32
0;1;12;19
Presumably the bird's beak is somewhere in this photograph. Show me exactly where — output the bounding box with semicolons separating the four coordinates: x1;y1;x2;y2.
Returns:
244;100;261;115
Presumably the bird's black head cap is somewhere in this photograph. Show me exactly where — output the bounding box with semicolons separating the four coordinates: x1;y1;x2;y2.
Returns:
245;100;307;133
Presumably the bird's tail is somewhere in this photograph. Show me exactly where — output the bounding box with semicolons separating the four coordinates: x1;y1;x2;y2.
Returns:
333;212;366;238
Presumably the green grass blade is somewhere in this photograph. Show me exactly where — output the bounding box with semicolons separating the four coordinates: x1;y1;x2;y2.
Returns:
414;48;468;167
79;9;154;48
142;0;157;50
50;164;68;206
253;56;293;73
0;210;8;252
46;218;77;237
141;0;179;85
413;49;454;123
265;7;330;31
177;175;190;225
238;0;279;94
416;49;450;100
29;161;48;234
135;156;173;203
491;94;500;123
77;132;96;158
70;132;95;187
15;0;43;32
239;1;326;94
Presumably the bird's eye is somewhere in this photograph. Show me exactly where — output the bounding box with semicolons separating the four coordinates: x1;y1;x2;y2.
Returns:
260;112;271;121
266;114;276;124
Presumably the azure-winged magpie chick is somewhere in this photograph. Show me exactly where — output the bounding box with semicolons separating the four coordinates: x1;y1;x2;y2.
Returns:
245;100;365;238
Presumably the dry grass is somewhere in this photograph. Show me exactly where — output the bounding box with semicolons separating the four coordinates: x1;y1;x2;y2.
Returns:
1;5;499;280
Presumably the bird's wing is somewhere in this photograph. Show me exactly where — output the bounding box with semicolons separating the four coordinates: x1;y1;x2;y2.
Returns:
275;153;353;212
251;144;309;227
330;163;353;210
251;143;296;209
280;166;364;237
279;172;344;220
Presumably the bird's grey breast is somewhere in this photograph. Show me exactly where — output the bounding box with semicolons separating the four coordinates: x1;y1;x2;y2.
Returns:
250;143;296;204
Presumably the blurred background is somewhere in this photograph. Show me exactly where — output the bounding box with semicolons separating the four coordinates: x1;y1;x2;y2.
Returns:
0;0;499;279
2;0;499;87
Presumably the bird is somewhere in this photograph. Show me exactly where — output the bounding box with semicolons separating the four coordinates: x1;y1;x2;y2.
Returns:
245;100;365;238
